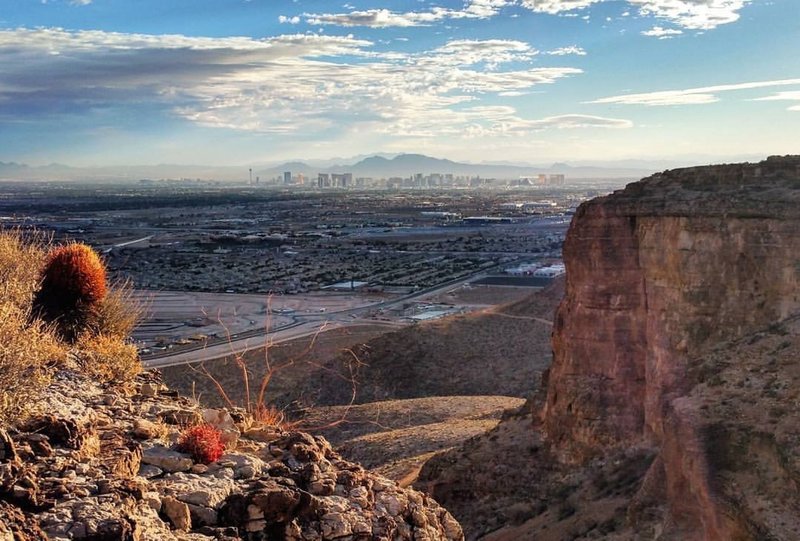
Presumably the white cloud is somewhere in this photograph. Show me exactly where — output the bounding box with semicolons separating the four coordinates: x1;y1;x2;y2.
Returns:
521;0;752;30
304;0;512;27
753;91;800;111
278;15;301;24
591;79;800;106
426;39;539;67
632;0;750;30
546;45;587;55
0;28;598;140
71;0;92;4
521;0;598;14
641;26;683;38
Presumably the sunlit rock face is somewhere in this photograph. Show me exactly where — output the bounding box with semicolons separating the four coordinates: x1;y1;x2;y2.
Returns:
544;156;800;538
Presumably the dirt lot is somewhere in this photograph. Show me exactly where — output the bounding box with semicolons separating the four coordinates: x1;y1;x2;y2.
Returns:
133;289;388;348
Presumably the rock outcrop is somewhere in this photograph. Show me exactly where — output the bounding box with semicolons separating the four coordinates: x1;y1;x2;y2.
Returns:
421;156;800;540
0;362;463;541
545;156;800;539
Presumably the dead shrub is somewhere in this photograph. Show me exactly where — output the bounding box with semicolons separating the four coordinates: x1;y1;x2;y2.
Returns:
0;304;65;424
0;229;49;311
87;279;147;339
76;333;141;383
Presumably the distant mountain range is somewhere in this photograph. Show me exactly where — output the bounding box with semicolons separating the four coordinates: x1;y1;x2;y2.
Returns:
0;153;722;182
259;153;654;180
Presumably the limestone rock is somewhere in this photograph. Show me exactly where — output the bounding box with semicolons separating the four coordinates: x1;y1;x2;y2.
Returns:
162;496;191;531
156;472;236;508
0;500;47;540
142;445;194;473
0;364;463;541
132;419;163;440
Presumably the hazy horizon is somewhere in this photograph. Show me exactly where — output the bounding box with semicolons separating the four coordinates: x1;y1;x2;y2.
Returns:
1;1;797;167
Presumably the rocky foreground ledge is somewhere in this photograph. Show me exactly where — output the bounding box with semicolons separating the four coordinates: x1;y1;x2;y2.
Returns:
0;362;463;541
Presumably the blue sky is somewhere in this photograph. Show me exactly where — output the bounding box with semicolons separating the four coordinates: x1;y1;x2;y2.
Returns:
0;0;798;167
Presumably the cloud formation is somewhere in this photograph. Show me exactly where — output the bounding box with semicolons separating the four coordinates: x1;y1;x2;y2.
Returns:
641;26;683;38
590;79;800;106
753;91;800;112
301;0;512;27
0;28;612;140
521;0;751;30
285;1;753;34
546;46;587;56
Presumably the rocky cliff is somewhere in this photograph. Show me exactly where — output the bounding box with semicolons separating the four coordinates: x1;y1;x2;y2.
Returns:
421;156;800;540
545;155;800;538
0;359;463;541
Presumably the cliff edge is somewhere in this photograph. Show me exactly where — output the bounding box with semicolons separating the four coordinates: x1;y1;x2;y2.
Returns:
421;156;800;540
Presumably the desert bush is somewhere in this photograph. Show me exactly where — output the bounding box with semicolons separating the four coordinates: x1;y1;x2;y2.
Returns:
86;279;146;339
0;230;64;425
76;333;141;383
32;243;108;342
177;424;225;464
0;303;65;425
0;229;49;310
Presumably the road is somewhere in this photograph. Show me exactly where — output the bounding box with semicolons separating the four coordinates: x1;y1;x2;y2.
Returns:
141;264;504;368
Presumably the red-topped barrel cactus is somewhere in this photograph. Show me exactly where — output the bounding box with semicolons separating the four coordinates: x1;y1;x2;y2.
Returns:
32;243;108;342
177;424;225;464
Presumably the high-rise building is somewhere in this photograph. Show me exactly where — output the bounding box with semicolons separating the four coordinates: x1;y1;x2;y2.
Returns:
330;173;353;187
283;171;292;184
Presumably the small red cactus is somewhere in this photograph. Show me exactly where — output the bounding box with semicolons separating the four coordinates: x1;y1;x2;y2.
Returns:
177;424;225;464
32;243;107;341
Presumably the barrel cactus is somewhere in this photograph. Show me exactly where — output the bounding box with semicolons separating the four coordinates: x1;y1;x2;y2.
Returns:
32;243;107;342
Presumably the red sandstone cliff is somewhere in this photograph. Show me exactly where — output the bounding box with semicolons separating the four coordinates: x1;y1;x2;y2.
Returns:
420;156;800;540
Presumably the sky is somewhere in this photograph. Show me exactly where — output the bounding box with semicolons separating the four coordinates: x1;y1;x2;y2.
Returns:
0;0;798;167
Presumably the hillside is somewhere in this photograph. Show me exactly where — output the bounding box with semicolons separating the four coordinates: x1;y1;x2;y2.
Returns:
420;156;800;540
0;365;463;540
160;281;562;490
0;233;463;541
302;286;560;407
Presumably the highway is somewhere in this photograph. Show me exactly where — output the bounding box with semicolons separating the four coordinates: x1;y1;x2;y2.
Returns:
140;264;504;368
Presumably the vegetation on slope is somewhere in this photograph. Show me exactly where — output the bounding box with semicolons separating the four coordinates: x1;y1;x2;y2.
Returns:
0;230;142;425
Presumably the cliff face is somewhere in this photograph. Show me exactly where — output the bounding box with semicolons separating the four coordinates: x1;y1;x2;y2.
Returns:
420;156;800;540
544;156;800;538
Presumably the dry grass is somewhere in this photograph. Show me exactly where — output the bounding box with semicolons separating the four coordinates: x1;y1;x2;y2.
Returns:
0;229;50;311
76;333;141;383
0;230;64;424
87;278;148;339
0;300;66;425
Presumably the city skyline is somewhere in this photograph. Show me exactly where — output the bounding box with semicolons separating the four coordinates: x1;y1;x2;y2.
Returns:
0;0;797;168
